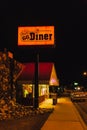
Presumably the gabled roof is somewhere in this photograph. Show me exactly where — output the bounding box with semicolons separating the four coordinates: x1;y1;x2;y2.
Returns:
17;62;59;85
49;64;59;86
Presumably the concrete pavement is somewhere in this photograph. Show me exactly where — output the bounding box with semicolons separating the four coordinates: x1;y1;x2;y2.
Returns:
39;97;87;130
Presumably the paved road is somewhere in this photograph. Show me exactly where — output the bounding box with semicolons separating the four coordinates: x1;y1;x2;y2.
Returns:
73;101;87;125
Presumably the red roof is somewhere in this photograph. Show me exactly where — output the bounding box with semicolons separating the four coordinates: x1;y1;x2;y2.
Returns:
18;62;53;82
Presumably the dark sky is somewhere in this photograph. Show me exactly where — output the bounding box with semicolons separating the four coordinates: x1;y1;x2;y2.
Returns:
0;0;87;86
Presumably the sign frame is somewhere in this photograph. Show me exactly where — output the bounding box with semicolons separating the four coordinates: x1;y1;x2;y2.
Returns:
18;26;55;47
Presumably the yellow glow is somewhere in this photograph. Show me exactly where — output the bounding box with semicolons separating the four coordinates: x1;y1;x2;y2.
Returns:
83;72;87;76
18;26;54;46
39;84;49;96
49;65;59;86
23;84;32;98
24;90;28;98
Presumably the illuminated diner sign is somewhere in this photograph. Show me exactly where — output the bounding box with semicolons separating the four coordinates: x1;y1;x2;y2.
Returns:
18;26;54;46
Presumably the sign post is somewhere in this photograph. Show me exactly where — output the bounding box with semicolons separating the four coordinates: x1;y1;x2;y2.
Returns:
34;53;39;108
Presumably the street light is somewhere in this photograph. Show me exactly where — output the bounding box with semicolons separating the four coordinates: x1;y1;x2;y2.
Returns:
74;82;78;86
83;72;87;76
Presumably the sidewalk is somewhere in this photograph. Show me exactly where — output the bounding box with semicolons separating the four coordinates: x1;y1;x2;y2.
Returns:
39;97;87;130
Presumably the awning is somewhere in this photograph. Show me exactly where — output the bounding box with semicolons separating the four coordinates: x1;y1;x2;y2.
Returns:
17;62;59;86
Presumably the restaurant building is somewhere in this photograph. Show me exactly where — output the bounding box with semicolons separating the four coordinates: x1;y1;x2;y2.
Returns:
16;62;59;106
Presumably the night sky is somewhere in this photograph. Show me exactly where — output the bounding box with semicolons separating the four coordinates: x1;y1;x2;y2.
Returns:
0;0;87;86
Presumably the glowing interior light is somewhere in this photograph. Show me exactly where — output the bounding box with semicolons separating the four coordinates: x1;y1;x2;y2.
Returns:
24;90;28;98
50;79;56;85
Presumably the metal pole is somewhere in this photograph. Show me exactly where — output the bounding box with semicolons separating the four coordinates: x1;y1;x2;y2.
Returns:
34;53;39;108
